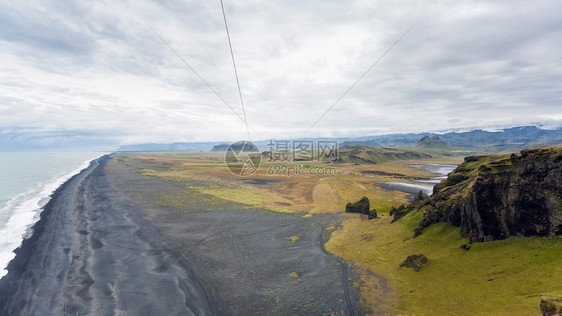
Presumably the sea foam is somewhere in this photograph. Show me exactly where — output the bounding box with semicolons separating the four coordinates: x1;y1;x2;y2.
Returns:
0;154;103;278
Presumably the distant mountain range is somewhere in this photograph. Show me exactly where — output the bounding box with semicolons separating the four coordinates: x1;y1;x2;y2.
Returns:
117;125;562;153
341;126;562;153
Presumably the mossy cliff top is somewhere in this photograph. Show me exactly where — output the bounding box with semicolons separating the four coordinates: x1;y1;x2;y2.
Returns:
395;147;562;242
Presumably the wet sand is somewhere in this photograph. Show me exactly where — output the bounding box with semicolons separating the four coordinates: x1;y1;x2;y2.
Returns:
0;156;366;315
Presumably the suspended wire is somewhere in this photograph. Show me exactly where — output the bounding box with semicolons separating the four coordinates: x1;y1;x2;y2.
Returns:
218;1;270;244
305;24;416;134
147;24;254;132
219;0;251;140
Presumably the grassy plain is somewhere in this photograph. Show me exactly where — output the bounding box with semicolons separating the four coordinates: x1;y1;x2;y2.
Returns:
325;213;562;315
113;152;442;215
114;151;561;315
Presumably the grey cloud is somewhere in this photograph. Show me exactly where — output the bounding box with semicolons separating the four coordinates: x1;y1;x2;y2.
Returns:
0;2;94;54
0;0;561;148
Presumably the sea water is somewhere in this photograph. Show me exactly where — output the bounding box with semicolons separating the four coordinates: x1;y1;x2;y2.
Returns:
0;152;104;278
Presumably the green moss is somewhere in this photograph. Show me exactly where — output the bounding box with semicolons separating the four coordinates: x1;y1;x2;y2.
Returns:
403;210;423;231
139;168;158;177
376;205;393;213
289;236;301;244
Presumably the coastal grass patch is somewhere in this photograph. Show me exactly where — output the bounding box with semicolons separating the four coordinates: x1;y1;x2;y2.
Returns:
140;188;236;212
289;236;301;244
116;152;459;215
325;213;562;315
321;175;409;213
128;161;295;213
191;185;296;213
126;153;414;214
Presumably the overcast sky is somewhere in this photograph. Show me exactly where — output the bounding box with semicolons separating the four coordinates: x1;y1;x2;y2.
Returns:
1;0;561;149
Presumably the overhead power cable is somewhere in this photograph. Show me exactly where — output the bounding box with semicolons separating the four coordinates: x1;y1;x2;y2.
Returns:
306;24;415;134
147;25;253;131
219;0;251;140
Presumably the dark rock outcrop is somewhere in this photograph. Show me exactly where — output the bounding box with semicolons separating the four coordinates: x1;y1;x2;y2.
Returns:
401;147;562;242
414;190;425;201
540;296;562;316
346;196;370;215
399;254;428;272
391;204;409;222
389;206;397;216
345;197;378;219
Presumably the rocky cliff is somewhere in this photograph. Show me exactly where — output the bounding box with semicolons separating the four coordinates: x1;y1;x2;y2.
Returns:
397;147;562;242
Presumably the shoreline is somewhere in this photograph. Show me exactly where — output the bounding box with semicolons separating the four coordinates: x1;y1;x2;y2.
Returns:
0;157;100;313
0;156;101;282
0;155;365;315
0;153;105;278
0;156;220;315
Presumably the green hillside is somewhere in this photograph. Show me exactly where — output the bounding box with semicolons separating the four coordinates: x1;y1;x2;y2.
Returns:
335;145;432;164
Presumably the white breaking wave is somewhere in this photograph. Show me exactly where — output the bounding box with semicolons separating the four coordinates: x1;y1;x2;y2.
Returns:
0;154;103;278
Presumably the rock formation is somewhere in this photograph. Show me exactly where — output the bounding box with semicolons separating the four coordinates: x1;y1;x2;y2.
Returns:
368;208;377;220
395;147;562;242
346;196;370;215
345;196;377;220
540;296;562;316
399;254;428;272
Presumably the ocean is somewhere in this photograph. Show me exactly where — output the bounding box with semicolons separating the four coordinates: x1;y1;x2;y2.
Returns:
0;152;104;278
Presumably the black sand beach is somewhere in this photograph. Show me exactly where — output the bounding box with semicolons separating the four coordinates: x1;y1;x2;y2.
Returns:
0;156;363;315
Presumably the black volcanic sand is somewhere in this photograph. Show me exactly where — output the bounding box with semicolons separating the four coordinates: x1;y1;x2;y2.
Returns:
0;157;218;315
0;156;366;315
